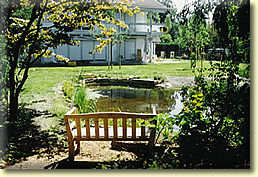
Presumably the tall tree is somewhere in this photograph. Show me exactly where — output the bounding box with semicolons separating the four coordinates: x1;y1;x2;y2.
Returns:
157;0;179;42
4;0;141;121
213;0;250;64
176;0;213;68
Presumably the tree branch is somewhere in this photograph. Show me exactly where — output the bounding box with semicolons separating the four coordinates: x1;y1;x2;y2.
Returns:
28;49;47;68
16;1;39;50
23;0;48;66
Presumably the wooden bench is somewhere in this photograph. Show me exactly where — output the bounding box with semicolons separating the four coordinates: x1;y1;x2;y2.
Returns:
64;107;157;161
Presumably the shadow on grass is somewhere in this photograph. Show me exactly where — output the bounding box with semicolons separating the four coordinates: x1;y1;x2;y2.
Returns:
4;106;66;166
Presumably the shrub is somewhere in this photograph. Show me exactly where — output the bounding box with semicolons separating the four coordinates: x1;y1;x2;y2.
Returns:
68;61;76;67
173;64;250;168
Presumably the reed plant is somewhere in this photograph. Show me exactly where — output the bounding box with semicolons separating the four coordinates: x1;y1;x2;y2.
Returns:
62;78;101;114
73;86;98;114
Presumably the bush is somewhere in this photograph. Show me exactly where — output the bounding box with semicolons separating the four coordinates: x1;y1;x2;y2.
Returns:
173;63;250;168
68;61;76;67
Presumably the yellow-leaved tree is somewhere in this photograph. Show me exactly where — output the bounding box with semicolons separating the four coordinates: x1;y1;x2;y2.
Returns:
4;0;142;120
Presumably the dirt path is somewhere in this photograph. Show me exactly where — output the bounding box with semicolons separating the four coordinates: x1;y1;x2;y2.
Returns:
5;141;140;169
4;85;142;169
162;76;194;89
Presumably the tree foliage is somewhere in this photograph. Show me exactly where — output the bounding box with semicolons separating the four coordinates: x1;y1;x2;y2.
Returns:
173;73;250;168
213;0;250;64
157;0;178;43
176;0;213;68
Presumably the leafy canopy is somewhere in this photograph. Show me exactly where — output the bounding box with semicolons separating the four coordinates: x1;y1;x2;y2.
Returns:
6;0;141;63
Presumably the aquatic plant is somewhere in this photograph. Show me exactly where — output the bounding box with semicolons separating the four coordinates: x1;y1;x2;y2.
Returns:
73;86;100;114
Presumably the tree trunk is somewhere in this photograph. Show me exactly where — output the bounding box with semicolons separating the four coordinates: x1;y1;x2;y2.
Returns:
9;93;18;121
119;42;122;69
8;66;18;121
111;43;113;69
108;43;110;69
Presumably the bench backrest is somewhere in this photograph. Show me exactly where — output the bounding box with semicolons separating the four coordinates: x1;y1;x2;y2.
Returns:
64;107;157;142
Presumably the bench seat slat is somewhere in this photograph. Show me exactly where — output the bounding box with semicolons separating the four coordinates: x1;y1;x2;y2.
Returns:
75;119;81;138
141;122;146;137
104;118;109;138
113;119;118;138
94;118;99;138
132;118;137;138
72;127;149;138
122;118;127;138
85;119;90;138
74;137;150;141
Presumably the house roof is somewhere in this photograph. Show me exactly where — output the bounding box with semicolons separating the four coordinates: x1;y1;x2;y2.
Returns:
112;0;168;10
131;0;168;10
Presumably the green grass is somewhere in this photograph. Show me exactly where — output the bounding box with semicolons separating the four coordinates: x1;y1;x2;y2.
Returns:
21;62;180;95
22;61;250;95
79;62;199;78
22;67;81;96
20;61;215;98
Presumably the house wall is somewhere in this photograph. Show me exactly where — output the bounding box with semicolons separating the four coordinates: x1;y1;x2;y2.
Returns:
136;37;146;61
81;40;94;61
41;40;100;64
135;13;147;32
41;10;163;65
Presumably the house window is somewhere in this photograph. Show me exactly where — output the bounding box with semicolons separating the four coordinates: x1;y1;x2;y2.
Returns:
124;39;136;60
69;42;81;60
82;41;94;61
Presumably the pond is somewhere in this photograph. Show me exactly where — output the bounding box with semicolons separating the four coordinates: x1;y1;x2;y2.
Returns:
91;86;183;116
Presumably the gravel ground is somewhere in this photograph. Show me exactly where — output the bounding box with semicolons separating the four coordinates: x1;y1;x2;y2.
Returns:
5;141;138;169
160;76;194;89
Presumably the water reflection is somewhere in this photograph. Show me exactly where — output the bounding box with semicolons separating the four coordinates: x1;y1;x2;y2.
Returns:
92;86;182;114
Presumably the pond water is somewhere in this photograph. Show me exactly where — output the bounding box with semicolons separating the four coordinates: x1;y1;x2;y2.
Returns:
92;86;183;116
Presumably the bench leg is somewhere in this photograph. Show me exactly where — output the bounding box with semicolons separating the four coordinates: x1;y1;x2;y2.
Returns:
68;140;75;162
148;128;156;151
75;140;80;155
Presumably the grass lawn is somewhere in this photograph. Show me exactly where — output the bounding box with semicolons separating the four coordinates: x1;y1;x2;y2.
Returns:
22;61;205;97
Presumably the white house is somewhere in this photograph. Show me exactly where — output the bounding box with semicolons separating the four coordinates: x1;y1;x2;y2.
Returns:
41;0;167;65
